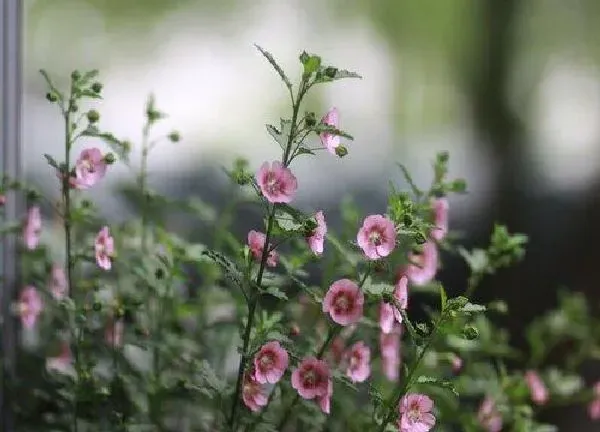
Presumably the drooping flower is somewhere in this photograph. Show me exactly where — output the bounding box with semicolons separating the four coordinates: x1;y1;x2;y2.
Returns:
319;107;340;155
247;230;278;267
105;318;124;348
398;393;436;432
23;206;42;250
18;286;43;329
380;327;401;382
95;226;114;271
356;214;396;260
46;342;73;373
345;341;371;383
306;210;327;255
316;377;333;414
322;279;364;326
291;357;331;401
379;275;409;333
588;382;600;421
49;264;68;300
431;197;449;241
256;161;298;203
477;397;503;432
242;371;268;412
74;147;107;189
525;370;549;406
406;241;438;286
253;341;289;385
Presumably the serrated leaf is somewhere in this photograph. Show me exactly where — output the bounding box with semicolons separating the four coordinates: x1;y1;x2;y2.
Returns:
274;210;303;232
43;153;59;169
315;68;362;83
415;376;459;397
255;44;292;89
201;249;243;289
261;285;288;301
461;302;487;314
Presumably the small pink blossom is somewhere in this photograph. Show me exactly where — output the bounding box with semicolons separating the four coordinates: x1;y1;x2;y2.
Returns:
589;382;600;420
95;226;114;270
49;264;68;300
0;194;6;205
306;211;327;255
74;147;107;189
46;342;72;373
105;318;124;348
399;393;436;432
256;161;298;203
451;354;463;374
431;197;449;241
379;275;409;333
23;206;42;250
357;214;396;260
380;327;401;382
291;357;331;401
322;279;364;326
478;397;503;432
406;241;438;286
345;341;371;383
247;230;278;267
253;341;289;384
242;371;268;412
316;377;333;414
525;370;548;406
18;286;43;329
319;107;340;155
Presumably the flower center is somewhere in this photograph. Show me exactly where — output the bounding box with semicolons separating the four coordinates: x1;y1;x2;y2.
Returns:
303;369;317;387
260;353;274;368
369;230;383;246
408;403;422;422
334;294;351;313
266;172;280;195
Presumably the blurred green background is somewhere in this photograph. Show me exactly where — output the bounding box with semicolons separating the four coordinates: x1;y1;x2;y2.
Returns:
22;1;600;430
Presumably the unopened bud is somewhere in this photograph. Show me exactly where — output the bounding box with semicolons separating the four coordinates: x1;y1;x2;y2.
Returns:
335;145;348;157
71;70;81;81
91;82;103;94
86;109;100;124
168;131;180;143
462;325;479;340
305;112;316;128
104;153;116;165
121;140;132;153
46;92;58;102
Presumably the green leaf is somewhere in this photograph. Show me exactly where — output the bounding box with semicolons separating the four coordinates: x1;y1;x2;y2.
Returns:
266;118;293;150
39;69;64;101
301;53;321;76
362;280;393;297
261;285;288;301
315;67;362;83
440;285;448;311
201;249;244;290
255;44;292;89
295;147;314;156
415;376;459;397
43;154;59;169
458;247;489;274
274;210;303;232
461;302;487;314
80;128;129;163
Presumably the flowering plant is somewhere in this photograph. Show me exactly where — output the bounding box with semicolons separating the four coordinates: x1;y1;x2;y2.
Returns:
1;46;600;432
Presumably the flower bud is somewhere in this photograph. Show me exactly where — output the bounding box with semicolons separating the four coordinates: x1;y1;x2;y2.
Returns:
0;195;5;206
86;109;100;123
46;92;58;102
462;325;479;340
91;82;103;93
104;153;116;165
290;323;300;337
414;232;426;245
155;268;165;280
335;145;348;157
305;112;316;128
168;131;180;143
121;140;132;153
71;70;81;81
403;214;413;227
69;103;78;113
92;302;102;311
437;151;449;163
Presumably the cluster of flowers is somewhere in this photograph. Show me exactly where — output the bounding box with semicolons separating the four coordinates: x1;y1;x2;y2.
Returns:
238;108;450;431
15;146;121;372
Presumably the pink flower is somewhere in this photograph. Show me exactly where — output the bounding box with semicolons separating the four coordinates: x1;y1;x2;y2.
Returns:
589;382;600;420
316;377;333;414
431;197;449;241
451;354;463;374
379;275;409;333
46;342;72;373
525;370;549;406
247;230;278;267
74;147;107;189
319;107;340;155
322;279;364;326
306;211;327;255
0;194;6;205
253;341;289;384
398;393;436;432
406;241;438;286
49;264;68;300
345;341;371;383
95;226;114;270
23;206;42;250
242;371;268;412
256;161;298;203
18;286;43;329
477;397;503;432
380;327;401;382
105;318;124;348
356;214;396;260
291;357;331;400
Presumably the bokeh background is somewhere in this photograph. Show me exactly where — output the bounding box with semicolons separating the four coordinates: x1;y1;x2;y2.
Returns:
22;0;600;430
